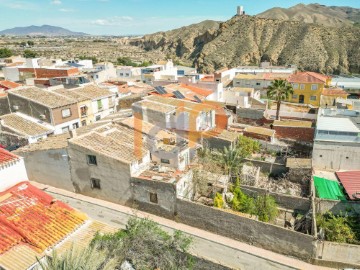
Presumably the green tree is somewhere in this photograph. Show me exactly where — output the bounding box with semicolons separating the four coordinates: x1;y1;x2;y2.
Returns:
267;79;294;120
23;49;37;58
317;213;357;244
0;48;12;58
254;194;279;222
28;40;35;46
236;135;260;159
92;217;194;270
214;192;225;208
117;57;138;67
231;187;255;214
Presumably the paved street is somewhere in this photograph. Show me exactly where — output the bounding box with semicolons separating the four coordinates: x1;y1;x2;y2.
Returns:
33;182;332;270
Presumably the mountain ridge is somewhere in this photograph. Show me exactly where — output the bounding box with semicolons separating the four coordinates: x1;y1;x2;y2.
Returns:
0;25;88;36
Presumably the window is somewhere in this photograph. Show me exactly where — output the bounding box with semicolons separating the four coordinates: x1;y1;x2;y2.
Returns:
149;192;158;204
311;84;318;90
320;155;323;158
62;126;69;133
161;158;170;164
81;120;87;126
119;73;124;76
61;108;71;118
310;96;317;101
95;115;101;121
300;84;305;90
97;100;103;110
125;73;130;77
256;82;261;86
87;155;97;165
80;106;87;117
91;178;101;189
72;123;79;129
292;83;299;89
236;82;240;85
292;94;298;99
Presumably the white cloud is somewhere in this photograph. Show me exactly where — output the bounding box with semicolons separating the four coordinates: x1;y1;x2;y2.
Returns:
0;0;37;10
92;16;134;26
59;8;74;12
51;0;62;5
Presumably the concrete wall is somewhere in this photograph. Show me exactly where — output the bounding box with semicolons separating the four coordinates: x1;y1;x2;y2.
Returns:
118;94;143;110
176;199;316;261
0;96;10;116
312;141;360;170
0;158;28;192
236;108;264;120
240;185;311;212
8;93;53;124
315;198;360;216
17;148;75;191
203;136;235;151
243;159;288;177
131;177;177;219
52;104;80;125
316;241;360;268
68;142;132;205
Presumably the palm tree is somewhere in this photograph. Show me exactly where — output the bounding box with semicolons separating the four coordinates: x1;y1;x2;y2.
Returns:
267;79;294;120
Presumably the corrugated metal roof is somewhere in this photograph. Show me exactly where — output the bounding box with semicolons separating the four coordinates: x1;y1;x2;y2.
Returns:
313;176;347;201
336;171;360;201
317;117;359;133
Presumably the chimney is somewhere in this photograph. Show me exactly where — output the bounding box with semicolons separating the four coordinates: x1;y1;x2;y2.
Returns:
69;129;77;139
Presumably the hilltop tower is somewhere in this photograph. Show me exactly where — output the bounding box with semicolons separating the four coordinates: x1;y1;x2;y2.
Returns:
237;6;245;16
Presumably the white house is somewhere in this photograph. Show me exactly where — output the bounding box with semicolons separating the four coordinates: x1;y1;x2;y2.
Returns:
0;148;28;192
141;60;178;83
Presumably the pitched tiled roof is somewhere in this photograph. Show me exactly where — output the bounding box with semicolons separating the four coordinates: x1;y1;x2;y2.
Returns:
1;113;53;136
288;72;329;84
336;171;360;201
0;81;21;90
0;148;19;166
179;83;213;97
0;182;87;255
72;85;115;100
53;88;90;102
69;124;149;164
9;87;77;108
322;88;348;96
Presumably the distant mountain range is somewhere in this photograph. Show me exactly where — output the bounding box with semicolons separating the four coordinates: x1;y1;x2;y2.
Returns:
0;25;88;36
257;3;360;27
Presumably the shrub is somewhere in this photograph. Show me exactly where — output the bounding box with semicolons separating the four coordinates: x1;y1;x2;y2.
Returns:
0;48;12;58
254;195;279;222
214;192;224;208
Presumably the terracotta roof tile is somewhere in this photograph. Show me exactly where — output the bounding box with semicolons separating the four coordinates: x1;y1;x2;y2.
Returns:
0;182;87;255
0;148;19;166
288;72;329;84
336;171;360;201
0;81;21;90
322;88;348;96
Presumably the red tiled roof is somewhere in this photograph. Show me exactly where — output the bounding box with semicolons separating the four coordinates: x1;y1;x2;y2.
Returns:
322;88;348;96
201;76;214;82
0;81;21;90
179;83;213;97
0;149;19;166
336;171;360;201
0;182;87;254
288;72;329;84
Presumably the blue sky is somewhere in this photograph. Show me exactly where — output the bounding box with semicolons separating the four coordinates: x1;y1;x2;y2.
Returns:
0;0;359;35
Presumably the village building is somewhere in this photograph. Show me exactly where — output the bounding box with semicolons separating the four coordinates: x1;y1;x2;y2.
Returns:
7;87;81;134
141;60;178;83
287;72;331;106
312;108;360;171
0;112;54;146
320;87;349;107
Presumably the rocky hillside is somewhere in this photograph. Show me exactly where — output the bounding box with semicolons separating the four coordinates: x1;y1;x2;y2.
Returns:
257;4;360;27
132;15;360;74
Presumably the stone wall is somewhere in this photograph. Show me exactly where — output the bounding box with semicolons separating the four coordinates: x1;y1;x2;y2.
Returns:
273;126;315;142
176;199;316;261
131;177;177;219
16;148;75;191
0;129;28;148
240;185;311;212
0;96;10;116
315;198;360;216
243;158;288;177
236;108;264;120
